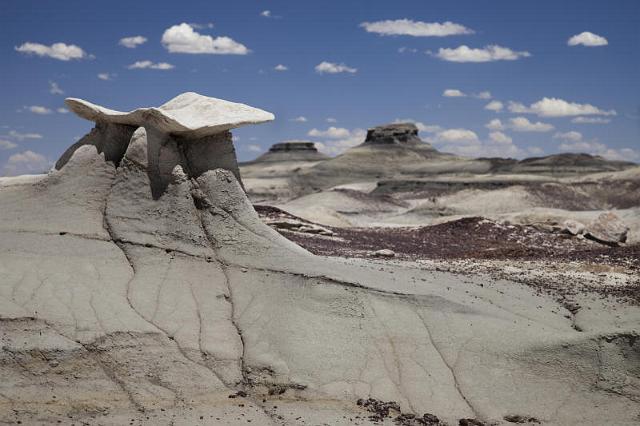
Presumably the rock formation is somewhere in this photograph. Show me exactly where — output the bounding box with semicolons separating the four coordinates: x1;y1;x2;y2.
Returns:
363;123;423;146
252;141;329;162
1;95;639;425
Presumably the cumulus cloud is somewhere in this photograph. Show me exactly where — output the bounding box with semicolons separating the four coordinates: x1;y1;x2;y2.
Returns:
433;45;530;62
509;117;554;132
27;106;52;115
507;97;616;117
7;130;42;140
97;72;114;80
2;150;50;176
392;119;442;133
49;81;64;95
260;10;272;18
568;32;608;47
127;60;174;70
119;36;147;48
571;116;611;124
475;91;492;100
315;61;357;74
430;128;480;144
308;127;352;139
161;23;249;55
443;89;466;97
484;100;503;112
274;64;288;71
485;119;504;131
553;131;583;142
488;131;512;144
555;133;638;161
290;116;308;123
15;42;90;61
426;128;523;158
360;19;474;37
398;47;418;54
0;139;17;150
57;108;68;114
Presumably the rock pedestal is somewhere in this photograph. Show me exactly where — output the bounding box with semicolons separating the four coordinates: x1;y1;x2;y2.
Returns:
56;92;274;197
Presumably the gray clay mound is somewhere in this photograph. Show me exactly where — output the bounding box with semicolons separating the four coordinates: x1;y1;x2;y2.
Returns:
1;95;639;425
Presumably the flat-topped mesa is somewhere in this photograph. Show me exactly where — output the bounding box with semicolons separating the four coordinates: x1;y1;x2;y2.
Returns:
255;141;329;162
56;92;274;197
363;123;422;146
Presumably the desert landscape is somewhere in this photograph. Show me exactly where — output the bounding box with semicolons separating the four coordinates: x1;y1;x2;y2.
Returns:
1;2;639;425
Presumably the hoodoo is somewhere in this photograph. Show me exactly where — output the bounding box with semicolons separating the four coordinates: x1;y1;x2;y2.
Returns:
1;94;639;425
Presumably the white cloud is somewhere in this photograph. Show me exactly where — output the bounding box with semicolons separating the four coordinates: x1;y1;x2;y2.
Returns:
97;73;114;80
315;61;357;74
49;81;64;95
568;32;608;47
509;117;554;132
475;91;492;100
119;36;147;48
57;108;69;114
274;64;288;71
260;10;272;18
2;150;50;176
571;116;611;124
247;144;262;152
508;97;616;117
392;119;442;133
0;139;17;150
398;47;418;53
127;60;174;70
27;106;52;115
7;130;42;140
557;135;639;162
489;131;512;144
433;45;531;62
15;42;89;61
527;146;544;155
485;119;504;131
554;131;583;142
484;100;503;112
161;23;249;55
311;128;367;156
430;128;480;144
443;89;466;97
308;127;352;139
360;19;474;37
290;116;308;123
426;128;523;158
326;118;337;123
188;22;215;29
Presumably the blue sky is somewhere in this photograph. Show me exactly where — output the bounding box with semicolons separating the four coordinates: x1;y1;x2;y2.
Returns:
1;0;639;175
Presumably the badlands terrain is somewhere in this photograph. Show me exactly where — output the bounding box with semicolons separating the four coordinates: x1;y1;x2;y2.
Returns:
1;94;639;426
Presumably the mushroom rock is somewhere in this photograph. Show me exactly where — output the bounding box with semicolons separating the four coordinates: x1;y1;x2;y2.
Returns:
57;92;274;196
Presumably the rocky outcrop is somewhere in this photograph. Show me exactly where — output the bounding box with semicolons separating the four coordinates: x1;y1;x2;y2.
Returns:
363;123;424;146
253;141;329;162
57;92;274;196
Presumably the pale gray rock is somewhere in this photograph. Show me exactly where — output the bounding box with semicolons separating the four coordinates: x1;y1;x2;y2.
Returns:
370;248;396;257
66;91;274;137
585;211;629;245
